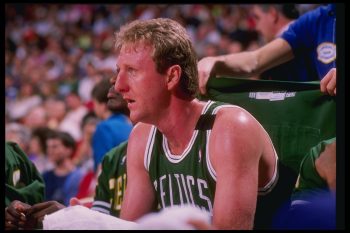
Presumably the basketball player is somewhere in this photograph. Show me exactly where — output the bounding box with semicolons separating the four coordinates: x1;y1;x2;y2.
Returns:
115;18;278;229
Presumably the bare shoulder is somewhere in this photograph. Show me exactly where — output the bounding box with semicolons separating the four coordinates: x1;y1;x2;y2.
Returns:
213;106;262;134
128;122;153;158
130;122;153;139
210;106;266;157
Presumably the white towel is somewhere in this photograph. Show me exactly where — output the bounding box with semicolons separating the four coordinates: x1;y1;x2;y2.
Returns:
43;205;137;230
43;204;211;230
136;205;211;230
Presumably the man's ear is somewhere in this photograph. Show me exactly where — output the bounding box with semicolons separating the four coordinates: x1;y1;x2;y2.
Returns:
166;65;181;90
270;7;279;23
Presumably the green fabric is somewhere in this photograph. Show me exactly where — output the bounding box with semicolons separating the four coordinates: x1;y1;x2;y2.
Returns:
292;137;336;201
93;141;128;217
5;141;45;206
203;77;336;174
200;77;336;229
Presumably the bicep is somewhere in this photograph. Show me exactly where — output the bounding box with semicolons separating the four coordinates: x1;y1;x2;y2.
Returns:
120;125;156;221
210;110;262;229
120;163;155;221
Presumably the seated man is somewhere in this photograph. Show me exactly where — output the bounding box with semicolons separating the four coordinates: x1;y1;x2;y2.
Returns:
114;18;277;229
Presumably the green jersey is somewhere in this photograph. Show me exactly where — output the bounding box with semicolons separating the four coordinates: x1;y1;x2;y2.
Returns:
204;77;336;174
5;141;45;206
92;141;128;217
145;101;278;215
203;77;336;229
291;137;336;203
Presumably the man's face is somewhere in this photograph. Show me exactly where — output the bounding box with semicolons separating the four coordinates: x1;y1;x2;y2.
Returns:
114;43;170;124
46;138;71;165
251;5;275;43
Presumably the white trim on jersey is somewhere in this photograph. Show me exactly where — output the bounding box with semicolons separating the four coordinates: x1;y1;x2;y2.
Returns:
162;100;215;164
144;126;157;171
163;130;199;163
91;206;110;215
202;100;214;114
258;139;279;195
92;200;111;209
206;130;217;181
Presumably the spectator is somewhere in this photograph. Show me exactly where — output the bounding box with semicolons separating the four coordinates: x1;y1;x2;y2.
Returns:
27;127;55;174
43;130;85;206
58;91;88;141
5;122;31;154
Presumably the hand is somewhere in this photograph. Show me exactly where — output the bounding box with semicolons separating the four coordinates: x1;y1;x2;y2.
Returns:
69;197;82;206
198;56;217;95
5;200;31;230
70;197;94;208
26;201;66;229
320;68;336;96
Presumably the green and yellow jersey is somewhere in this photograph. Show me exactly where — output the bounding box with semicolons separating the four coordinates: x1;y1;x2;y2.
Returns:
292;137;336;204
92;141;128;217
5;141;45;206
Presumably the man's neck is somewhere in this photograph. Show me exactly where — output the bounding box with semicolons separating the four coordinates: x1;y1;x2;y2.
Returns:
275;20;295;38
157;99;204;155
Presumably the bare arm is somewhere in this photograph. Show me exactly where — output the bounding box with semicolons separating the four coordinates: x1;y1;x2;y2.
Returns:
315;140;336;192
209;108;265;229
198;38;294;94
120;123;156;221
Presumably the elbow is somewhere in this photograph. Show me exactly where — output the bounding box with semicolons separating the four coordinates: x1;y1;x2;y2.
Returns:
241;61;259;77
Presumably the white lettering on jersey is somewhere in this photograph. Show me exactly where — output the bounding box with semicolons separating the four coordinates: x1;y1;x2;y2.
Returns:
159;175;167;208
174;174;184;204
154;174;213;213
180;174;190;203
168;174;173;206
197;178;213;214
186;175;196;205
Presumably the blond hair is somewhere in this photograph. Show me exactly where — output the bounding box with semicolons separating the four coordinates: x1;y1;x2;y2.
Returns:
114;18;198;98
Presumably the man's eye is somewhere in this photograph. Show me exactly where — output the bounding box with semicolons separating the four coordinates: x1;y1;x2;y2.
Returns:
127;68;136;76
